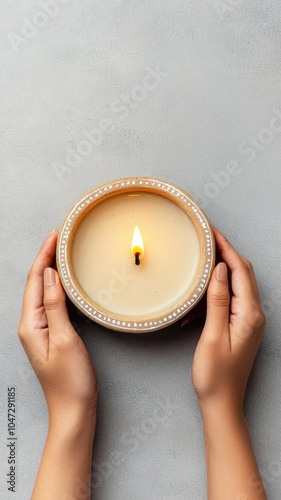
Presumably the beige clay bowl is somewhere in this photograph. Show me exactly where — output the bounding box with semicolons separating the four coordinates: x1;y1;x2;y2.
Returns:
56;177;215;333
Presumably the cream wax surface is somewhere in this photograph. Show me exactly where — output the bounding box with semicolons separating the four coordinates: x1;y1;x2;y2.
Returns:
72;192;200;317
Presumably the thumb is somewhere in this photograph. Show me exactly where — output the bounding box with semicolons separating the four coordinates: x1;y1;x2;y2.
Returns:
204;262;230;336
43;267;73;335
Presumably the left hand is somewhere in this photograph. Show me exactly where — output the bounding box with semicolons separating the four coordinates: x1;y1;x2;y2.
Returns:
18;230;98;431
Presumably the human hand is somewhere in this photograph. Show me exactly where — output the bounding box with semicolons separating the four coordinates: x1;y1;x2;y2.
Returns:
18;230;98;432
192;227;266;419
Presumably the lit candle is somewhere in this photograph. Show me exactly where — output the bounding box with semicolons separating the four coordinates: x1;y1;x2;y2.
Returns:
131;226;144;265
57;178;215;332
71;192;201;315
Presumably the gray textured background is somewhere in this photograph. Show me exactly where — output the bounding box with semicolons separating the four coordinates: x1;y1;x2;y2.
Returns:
1;1;281;499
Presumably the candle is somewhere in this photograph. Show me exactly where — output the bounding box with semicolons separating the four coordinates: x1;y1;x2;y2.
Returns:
72;191;200;316
57;178;215;332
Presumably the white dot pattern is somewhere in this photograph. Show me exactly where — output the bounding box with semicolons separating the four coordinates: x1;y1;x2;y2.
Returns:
57;178;215;333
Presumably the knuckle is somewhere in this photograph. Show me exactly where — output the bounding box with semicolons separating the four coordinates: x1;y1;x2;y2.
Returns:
26;269;36;283
43;297;65;311
220;238;231;255
247;260;253;270
256;309;266;327
209;291;230;308
18;325;25;340
53;331;78;350
243;259;253;271
54;332;68;348
248;308;266;329
42;246;55;260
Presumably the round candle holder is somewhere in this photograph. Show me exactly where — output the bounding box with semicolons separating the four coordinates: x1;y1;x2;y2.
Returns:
57;177;215;333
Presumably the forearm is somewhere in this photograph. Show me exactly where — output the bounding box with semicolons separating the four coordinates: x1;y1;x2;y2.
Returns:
201;406;267;500
32;417;96;500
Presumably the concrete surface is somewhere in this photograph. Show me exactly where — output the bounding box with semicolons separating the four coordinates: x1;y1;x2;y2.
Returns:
1;1;281;499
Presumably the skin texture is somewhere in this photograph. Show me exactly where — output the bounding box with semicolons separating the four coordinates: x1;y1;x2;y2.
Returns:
192;227;267;499
18;230;97;500
18;227;267;500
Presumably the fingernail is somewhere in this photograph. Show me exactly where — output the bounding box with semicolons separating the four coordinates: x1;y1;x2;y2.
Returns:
216;262;228;282
44;267;56;286
49;228;56;236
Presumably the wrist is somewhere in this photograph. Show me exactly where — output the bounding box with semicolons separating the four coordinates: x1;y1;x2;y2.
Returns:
199;399;245;429
48;407;97;442
48;418;96;450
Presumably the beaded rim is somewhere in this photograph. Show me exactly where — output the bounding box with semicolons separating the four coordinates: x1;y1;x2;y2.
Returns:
57;177;215;333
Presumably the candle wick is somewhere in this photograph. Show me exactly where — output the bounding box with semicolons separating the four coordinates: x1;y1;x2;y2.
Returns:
135;252;140;266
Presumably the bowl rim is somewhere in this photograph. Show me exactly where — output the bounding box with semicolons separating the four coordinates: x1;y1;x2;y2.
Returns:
56;176;215;333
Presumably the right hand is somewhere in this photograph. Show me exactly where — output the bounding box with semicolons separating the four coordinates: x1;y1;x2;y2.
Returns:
192;227;266;417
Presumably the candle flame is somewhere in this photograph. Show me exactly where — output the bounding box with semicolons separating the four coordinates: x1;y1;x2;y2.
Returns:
131;226;144;258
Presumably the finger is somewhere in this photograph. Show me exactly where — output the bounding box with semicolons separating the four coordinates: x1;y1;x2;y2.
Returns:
203;262;230;343
43;268;74;337
239;255;261;302
212;227;257;303
21;230;58;322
